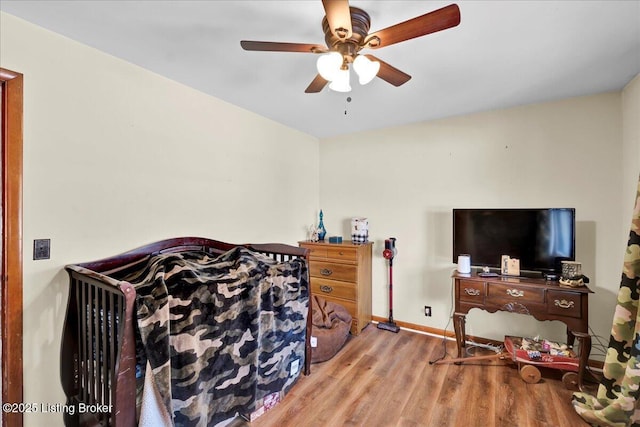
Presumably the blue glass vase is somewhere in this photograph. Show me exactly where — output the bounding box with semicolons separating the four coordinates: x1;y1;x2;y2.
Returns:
317;210;327;241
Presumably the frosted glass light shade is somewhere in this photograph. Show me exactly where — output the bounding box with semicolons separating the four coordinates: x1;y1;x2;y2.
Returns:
316;52;343;81
353;55;380;85
328;68;351;92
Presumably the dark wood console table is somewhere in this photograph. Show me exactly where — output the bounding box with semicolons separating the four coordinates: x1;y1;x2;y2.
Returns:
453;272;593;389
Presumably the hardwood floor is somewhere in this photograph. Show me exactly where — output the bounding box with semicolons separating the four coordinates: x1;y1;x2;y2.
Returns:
232;325;591;427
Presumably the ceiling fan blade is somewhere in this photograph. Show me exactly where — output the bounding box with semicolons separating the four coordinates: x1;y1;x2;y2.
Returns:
322;0;353;40
365;4;460;49
305;74;329;93
365;55;411;87
241;40;328;53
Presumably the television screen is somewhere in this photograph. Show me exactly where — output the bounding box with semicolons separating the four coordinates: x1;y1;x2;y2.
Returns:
452;208;575;274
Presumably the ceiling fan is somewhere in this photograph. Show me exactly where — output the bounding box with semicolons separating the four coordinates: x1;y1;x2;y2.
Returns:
240;0;461;93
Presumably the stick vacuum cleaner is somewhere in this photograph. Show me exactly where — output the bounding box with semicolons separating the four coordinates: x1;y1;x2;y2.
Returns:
378;237;400;333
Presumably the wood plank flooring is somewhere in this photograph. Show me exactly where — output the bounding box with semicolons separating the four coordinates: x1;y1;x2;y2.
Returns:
231;325;592;427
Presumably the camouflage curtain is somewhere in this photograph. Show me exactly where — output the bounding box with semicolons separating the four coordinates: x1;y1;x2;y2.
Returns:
572;177;640;426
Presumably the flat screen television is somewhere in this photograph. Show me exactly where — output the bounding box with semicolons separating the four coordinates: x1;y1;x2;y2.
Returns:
452;208;575;276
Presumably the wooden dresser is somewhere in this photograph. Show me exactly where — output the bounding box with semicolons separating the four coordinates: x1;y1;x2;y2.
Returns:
299;240;373;335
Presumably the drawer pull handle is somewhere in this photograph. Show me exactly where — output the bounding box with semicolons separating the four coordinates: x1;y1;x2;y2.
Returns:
554;299;575;309
506;289;524;298
464;288;480;296
339;251;344;256
320;285;333;294
320;268;333;276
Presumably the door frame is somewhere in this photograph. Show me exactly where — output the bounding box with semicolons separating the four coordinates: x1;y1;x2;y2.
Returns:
1;67;24;427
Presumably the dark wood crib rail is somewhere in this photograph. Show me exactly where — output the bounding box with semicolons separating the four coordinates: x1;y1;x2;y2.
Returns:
61;237;310;427
61;269;137;427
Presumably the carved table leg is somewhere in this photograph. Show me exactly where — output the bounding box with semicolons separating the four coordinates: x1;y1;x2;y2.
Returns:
453;312;466;359
573;331;592;392
566;326;576;349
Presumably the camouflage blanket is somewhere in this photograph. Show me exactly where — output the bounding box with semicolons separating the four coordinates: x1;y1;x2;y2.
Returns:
125;247;308;426
572;178;640;426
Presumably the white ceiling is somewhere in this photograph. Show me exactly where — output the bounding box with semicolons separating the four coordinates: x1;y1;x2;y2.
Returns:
1;1;639;139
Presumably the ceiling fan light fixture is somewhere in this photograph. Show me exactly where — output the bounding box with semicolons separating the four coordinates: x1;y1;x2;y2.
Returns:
242;3;461;93
353;55;380;85
328;68;351;92
316;51;343;81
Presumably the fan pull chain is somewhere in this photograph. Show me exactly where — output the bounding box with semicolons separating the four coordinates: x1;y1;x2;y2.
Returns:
344;96;351;115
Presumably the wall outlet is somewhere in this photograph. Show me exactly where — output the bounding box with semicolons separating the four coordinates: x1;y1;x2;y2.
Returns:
424;306;432;317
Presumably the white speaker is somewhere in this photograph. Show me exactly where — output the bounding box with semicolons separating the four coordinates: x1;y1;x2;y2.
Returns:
457;254;471;274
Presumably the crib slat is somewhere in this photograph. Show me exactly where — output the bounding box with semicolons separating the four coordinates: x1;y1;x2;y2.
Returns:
80;280;88;403
93;289;97;404
110;292;116;411
95;288;102;404
101;288;108;408
89;283;95;404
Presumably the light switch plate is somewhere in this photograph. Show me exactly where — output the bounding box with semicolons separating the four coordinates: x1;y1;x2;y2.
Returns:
33;239;50;260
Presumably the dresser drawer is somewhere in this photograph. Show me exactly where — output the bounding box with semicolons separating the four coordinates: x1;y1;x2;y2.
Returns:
304;246;327;260
487;283;544;304
309;261;357;282
326;246;357;262
311;277;356;301
458;280;484;303
548;290;582;318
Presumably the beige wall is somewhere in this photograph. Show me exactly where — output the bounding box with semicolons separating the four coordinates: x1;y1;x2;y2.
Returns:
319;92;625;349
1;12;319;426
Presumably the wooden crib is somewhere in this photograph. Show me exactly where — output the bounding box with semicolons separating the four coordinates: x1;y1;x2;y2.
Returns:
61;237;311;426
